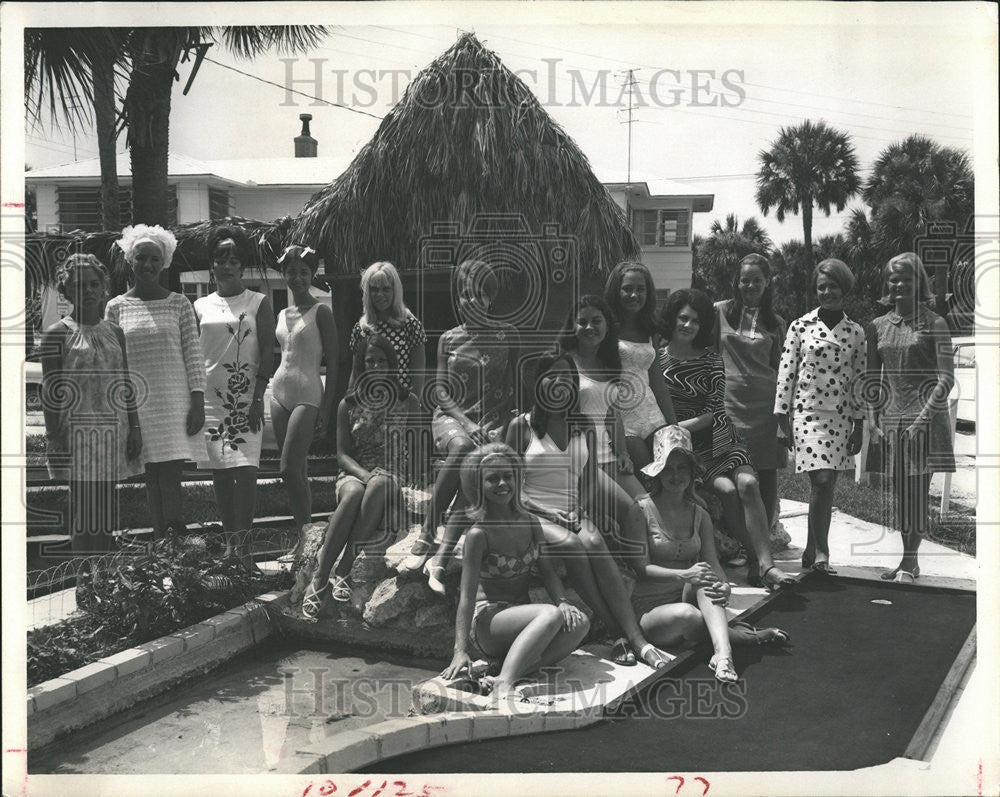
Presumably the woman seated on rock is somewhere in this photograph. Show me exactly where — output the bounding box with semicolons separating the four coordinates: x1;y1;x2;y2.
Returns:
621;425;789;684
302;335;418;619
657;289;795;593
442;444;589;700
506;353;670;669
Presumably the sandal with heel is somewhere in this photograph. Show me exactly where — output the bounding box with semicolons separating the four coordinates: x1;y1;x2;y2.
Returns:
301;580;331;620
709;655;739;684
760;564;795;593
424;560;447;596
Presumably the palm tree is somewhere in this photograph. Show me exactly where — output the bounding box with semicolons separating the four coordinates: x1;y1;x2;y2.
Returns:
693;213;773;299
756;120;860;266
25;28;130;230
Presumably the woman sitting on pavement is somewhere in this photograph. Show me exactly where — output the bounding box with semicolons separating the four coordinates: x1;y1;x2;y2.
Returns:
442;444;590;700
506;352;670;669
302;334;419;618
621;425;790;684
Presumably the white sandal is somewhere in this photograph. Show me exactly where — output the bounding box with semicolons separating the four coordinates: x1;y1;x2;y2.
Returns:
709;655;739;684
331;575;352;602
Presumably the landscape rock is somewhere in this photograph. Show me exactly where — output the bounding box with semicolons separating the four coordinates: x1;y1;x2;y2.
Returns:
363;576;439;627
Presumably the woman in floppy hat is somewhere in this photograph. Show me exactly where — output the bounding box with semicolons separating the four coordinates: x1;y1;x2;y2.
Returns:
619;425;789;684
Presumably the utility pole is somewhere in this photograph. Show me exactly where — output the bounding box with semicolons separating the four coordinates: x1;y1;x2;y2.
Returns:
617;69;640;224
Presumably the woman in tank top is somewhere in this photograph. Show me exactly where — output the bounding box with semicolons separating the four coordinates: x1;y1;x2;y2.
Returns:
621;425;789;684
271;245;339;556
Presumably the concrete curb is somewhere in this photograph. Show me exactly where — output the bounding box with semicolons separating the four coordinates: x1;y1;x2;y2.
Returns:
27;589;291;750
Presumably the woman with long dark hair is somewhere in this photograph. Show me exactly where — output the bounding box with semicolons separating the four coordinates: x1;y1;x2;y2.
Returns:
715;253;786;528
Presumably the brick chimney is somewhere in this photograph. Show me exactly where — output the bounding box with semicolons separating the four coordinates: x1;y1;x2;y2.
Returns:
294;113;317;158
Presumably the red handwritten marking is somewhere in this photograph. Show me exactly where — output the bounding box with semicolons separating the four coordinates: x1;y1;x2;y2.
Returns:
694;776;710;796
978;759;983;796
349;780;372;797
2;202;25;208
5;749;27;753
667;776;685;794
370;780;387;797
319;780;337;796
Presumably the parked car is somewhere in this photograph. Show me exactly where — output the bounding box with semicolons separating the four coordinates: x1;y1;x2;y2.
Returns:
950;336;975;428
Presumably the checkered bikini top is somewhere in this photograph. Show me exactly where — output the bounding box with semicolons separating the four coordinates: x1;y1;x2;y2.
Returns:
480;537;539;582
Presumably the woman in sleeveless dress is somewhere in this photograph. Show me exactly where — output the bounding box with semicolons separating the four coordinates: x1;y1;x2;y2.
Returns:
603;262;676;470
867;253;955;583
271;244;339;553
42;254;143;553
714;254;786;529
441;444;589;701
302;335;419;618
620;425;789;684
194;226;276;559
106;225;207;540
506;353;671;669
659;289;796;592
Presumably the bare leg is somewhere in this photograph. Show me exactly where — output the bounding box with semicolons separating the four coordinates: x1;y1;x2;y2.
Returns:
636;601;705;648
278;404;319;530
807;469;838;564
692;586;733;661
475;604;590;694
212;470;237;533
400;435;474;573
733;466;779;572
757;468;778;528
335;475;396;578
896;472;930;575
312;480;365;588
541;523;619;636
232;466;259;533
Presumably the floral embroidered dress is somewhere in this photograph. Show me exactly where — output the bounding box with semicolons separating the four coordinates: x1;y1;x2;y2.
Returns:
194;290;266;469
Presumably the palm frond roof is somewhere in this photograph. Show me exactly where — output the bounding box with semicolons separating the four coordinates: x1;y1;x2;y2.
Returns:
291;32;638;276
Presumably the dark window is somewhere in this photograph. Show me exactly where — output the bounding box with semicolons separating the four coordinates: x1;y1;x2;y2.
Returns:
630;208;690;247
56;185;177;232
209;188;230;220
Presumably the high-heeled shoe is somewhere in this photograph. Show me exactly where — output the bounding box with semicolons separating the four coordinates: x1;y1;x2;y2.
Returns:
881;564;920;581
424;559;447;596
398;537;433;574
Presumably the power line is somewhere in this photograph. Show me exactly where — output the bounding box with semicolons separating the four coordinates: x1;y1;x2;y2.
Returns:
202;55;385;120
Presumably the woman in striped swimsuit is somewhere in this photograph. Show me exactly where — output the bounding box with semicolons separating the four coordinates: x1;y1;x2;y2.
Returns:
442;444;589;701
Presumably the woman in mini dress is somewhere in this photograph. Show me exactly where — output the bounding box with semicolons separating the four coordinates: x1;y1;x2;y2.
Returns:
194;226;275;558
775;259;867;574
106;225;207;539
603;261;676;469
714;253;786;528
867;253;955;582
42;254;143;553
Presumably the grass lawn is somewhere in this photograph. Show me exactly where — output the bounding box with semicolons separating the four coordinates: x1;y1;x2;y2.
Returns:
777;469;976;557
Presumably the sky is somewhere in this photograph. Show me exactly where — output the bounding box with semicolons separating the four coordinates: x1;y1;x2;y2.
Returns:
21;5;987;246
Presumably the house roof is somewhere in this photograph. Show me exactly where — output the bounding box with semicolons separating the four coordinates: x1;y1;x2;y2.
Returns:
594;166;715;212
25;152;357;189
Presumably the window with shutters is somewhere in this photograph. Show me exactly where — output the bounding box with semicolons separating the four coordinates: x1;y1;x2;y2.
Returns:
630;208;690;248
56;185;177;232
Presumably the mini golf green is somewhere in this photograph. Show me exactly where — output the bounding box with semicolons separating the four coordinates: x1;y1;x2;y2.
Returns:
375;574;976;773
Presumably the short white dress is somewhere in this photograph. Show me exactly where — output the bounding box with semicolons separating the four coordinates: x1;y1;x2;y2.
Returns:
194;289;266;469
106;292;208;465
616;338;667;439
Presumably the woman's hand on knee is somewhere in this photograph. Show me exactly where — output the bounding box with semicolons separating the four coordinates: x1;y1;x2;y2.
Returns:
558;601;587;632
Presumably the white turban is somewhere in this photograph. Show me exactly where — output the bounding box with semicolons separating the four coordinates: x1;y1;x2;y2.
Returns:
116;224;178;266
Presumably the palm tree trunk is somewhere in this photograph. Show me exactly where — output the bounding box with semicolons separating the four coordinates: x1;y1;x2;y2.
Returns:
802;198;814;267
92;49;121;232
126;51;177;290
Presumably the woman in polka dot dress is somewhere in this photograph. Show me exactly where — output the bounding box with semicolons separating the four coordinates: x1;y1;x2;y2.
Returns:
775;259;867;574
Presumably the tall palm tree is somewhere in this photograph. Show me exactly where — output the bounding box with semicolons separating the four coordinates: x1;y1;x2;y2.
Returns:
25;28;130;230
694;213;773;299
756;120;860;266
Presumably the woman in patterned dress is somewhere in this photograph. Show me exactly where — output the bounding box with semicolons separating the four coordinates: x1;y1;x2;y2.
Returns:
775;259;867;574
41;254;143;553
867;253;955;582
347;261;426;397
194;226;276;558
302;335;419;617
398;259;520;594
603;262;676;469
658;289;795;592
106;225;207;540
714;253;787;529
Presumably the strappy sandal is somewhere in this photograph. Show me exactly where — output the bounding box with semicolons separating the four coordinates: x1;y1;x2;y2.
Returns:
729;546;748;568
637;643;670;669
811;560;838;576
893;570;917;584
731;620;790;646
610;638;637;666
301;580;331;620
330;575;351;602
709;655;739;684
881;565;920;581
760;564;795;593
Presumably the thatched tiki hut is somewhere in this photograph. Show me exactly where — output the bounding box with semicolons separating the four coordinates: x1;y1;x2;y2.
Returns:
292;32;639;374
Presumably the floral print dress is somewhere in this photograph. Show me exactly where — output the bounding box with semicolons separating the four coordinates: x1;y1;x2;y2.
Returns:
194;290;266;469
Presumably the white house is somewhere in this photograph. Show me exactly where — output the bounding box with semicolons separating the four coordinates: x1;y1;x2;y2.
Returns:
26;118;714;296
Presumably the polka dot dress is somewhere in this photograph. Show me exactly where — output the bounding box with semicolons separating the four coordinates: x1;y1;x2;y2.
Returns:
349;315;427;392
774;308;867;473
